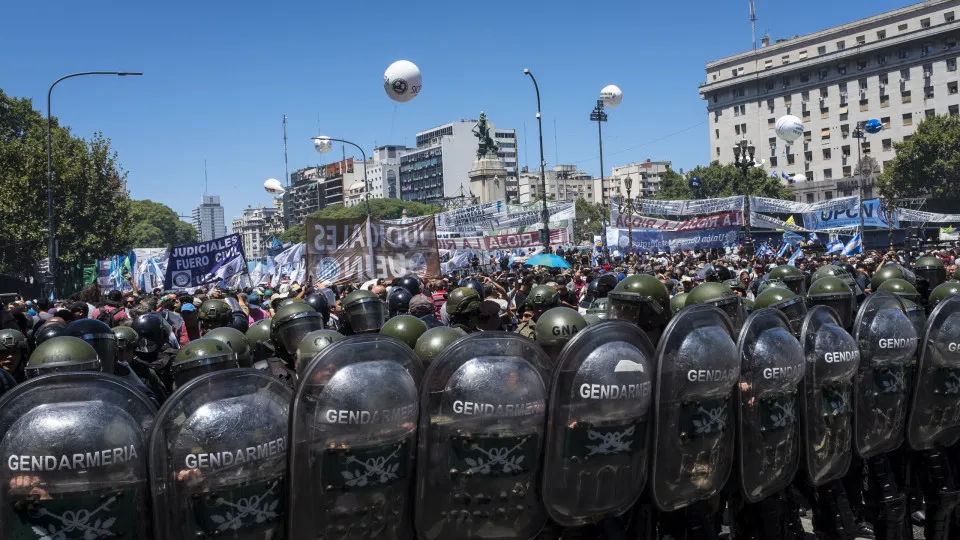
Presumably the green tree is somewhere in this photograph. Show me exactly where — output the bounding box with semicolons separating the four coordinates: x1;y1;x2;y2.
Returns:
127;199;197;247
278;225;303;244
573;198;608;244
654;162;793;201
311;199;441;220
0;89;133;289
877;115;960;214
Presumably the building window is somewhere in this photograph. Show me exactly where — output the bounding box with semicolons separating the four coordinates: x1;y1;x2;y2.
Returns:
768;117;776;128
782;76;792;88
821;107;830;119
898;49;910;59
741;123;747;134
840;111;849;121
799;50;808;59
946;11;955;23
949;81;959;94
860;99;869;112
881;94;890;107
926;108;936;118
859;78;868;90
805;151;813;161
877;53;888;66
837;63;848;75
901;68;911;80
836;40;846;51
799;72;810;83
782;55;790;65
787;154;796;165
731;69;739;78
922;44;934;57
713;94;719;103
806;193;816;203
841;124;850;137
766;80;775;91
765;59;773;69
801;90;810;101
881;117;891;129
880;73;889;84
857;59;867;71
733;87;745;97
820;87;829;98
921;17;931;28
902;90;912;103
842;145;851;157
770;156;778;167
903;113;913;126
862;142;871;154
818;45;827;55
715;128;720;139
856;35;866;45
877;29;887;39
925;86;935;99
784;95;792;106
950;105;959;116
825;191;834;200
898;23;908;32
948;58;957;72
823;148;832;159
821;128;831;141
735;125;741;135
839;82;848;92
819;68;829;80
803;110;812;122
843;166;852;177
882;138;892;151
804;130;812;142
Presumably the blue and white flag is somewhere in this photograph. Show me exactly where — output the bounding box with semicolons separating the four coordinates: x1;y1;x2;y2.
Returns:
777;242;791;257
842;233;863;256
781;172;789;180
808;232;820;244
757;243;774;256
826;239;845;254
788;247;805;266
770;170;778;178
783;230;804;247
165;234;248;290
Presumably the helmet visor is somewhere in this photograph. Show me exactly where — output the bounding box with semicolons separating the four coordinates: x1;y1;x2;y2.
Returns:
76;334;117;375
783;276;806;296
346;300;385;333
810;294;855;329
276;313;325;354
708;295;744;329
25;358;101;378
774;296;808;338
915;267;946;291
607;291;666;330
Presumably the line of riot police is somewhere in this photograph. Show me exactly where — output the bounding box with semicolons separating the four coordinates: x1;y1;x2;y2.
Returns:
0;261;958;539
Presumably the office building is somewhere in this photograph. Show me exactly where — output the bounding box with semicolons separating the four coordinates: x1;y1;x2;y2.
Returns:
231;205;281;260
699;0;959;202
368;145;410;200
607;160;673;202
192;195;227;242
517;165;598;204
285;159;357;226
399;120;517;204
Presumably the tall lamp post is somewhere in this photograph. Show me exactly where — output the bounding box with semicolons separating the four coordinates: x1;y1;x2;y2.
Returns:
46;71;142;296
590;99;609;255
618;176;644;260
732;140;756;258
311;136;371;217
523;68;550;251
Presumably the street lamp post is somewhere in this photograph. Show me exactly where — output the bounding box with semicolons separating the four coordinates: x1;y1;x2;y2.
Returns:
523;68;551;251
46;71;142;296
590;99;609;256
617;176;643;261
853;121;867;237
732;141;756;258
311;137;371;217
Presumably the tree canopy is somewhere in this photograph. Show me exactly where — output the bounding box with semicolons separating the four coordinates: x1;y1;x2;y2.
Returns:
573;198;607;244
877;115;960;214
0;89;132;289
311;198;441;220
654;162;794;201
128;199;196;248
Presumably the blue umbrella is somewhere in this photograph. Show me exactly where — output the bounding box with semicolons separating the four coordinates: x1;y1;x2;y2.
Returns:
524;253;571;268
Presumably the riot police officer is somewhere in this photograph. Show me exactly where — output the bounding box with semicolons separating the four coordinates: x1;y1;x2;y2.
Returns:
877;277;921;305
913;255;946;301
684;281;746;331
170;337;239;390
753;287;808;338
264;302;323;387
769;264;807;296
132;312;178;391
387;287;413;317
871;263;916;291
669;292;687;315
534;307;586;364
413;326;462;368
397;273;423;296
112;325;167;406
304;293;332;327
245;318;274;361
459;276;486;299
341;289;386;334
66;319;118;375
0;329;28;384
445;286;483;333
24;336;101;377
198;299;232;333
582;313;602;326
585;297;609;320
203;326;254;367
518;284;560;339
294;328;343;373
607;274;670;344
928;281;960;311
807;276;856;330
33;320;67;348
381;314;428;349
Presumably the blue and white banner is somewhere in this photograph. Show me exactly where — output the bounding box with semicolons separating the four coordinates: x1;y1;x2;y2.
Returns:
165;233;248;290
842;233;863;255
617;227;744;253
827;239;845;254
751;195;859;214
788;247;804;266
802;198;899;230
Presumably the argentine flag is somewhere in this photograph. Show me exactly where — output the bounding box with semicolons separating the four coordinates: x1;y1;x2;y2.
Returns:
788;247;805;266
826;239;845;254
757;243;774;256
842;233;863;256
777;242;791;257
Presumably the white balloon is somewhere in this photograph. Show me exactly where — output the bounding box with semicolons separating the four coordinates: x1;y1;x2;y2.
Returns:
383;60;422;103
792;173;807;183
264;178;285;194
775;115;804;143
600;85;622;108
314;137;332;154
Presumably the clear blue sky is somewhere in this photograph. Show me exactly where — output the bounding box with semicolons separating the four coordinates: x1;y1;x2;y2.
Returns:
2;0;910;224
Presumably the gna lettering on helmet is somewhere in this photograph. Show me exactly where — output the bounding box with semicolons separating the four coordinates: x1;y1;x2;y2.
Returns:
551;324;580;336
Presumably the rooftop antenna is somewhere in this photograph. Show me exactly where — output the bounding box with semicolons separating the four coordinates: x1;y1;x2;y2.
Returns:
203;158;208;195
750;0;757;50
283;115;290;187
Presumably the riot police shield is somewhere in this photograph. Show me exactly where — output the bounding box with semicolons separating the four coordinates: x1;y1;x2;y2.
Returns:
735;308;804;503
0;373;156;539
288;335;423;539
649;304;739;512
150;369;290;539
541;320;655;527
852;291;917;458
906;295;960;450
415;332;551;540
798;306;859;486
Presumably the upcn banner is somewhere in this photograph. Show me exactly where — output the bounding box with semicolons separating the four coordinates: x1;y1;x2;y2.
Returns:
306;216;440;284
165;234;248;290
618;228;744;253
802;198;899;230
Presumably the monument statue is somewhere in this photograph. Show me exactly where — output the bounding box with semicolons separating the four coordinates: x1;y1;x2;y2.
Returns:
472;111;499;158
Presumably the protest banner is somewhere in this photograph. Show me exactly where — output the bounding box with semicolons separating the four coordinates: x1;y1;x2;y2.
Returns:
610;210;743;231
436;228;569;250
617;227;744;253
165;233;248;290
306;216;441;284
802;198;899;230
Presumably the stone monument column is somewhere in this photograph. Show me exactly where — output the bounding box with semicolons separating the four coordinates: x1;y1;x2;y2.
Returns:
468;111;508;204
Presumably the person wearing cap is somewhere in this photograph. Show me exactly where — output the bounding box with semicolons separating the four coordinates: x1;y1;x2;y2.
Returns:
247;293;268;324
409;294;443;328
179;302;201;341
